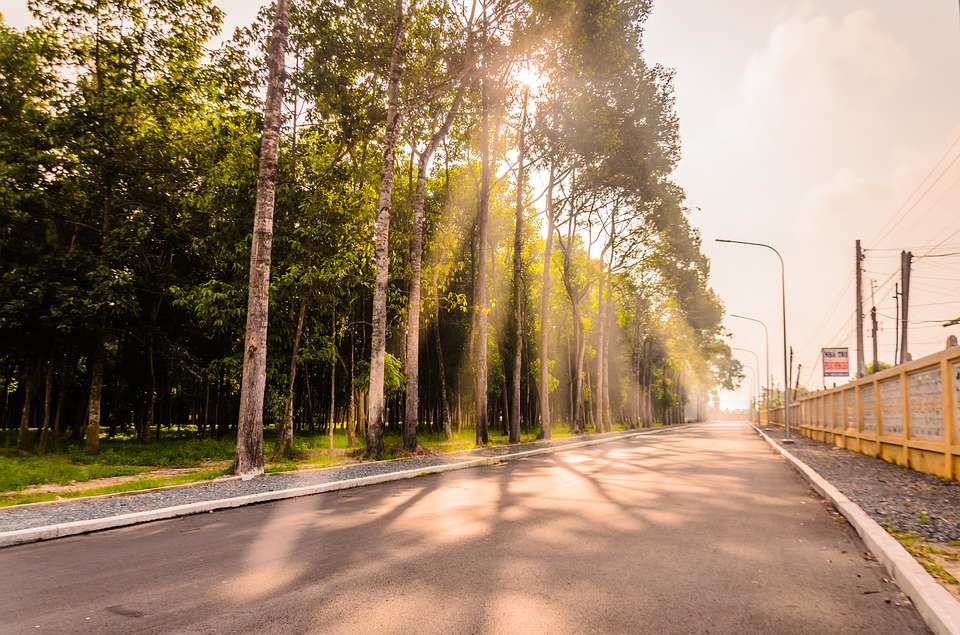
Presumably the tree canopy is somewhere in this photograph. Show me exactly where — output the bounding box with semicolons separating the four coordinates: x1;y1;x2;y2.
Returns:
0;0;741;466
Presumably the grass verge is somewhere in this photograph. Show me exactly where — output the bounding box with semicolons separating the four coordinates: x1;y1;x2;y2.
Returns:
886;526;960;595
0;469;231;507
1;421;650;504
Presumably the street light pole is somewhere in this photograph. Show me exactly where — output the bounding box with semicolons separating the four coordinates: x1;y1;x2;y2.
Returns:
717;239;792;441
730;314;770;426
731;347;760;424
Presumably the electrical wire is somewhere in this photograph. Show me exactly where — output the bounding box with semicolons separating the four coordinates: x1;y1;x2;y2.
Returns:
917;251;960;259
868;133;960;246
919;222;960;257
911;274;960;283
796;272;854;352
881;169;960;246
867;243;960;253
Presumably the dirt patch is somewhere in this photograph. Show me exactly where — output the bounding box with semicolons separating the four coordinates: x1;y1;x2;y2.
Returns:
303;448;356;460
926;543;960;601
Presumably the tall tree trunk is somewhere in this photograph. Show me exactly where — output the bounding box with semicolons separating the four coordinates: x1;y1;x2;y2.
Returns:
17;359;40;454
52;355;67;443
632;301;641;427
1;377;8;430
141;297;160;443
235;0;290;478
570;296;586;433
38;360;52;453
510;88;528;444
456;393;462;434
367;0;408;459
473;5;493;447
434;278;454;440
585;365;594;431
593;273;605;434
156;381;167;441
85;338;105;453
143;342;156;444
560;217;588;433
538;165;555;440
305;363;315;435
201;377;210;438
84;326;108;451
329;310;337;453
347;328;356;446
403;84;467;453
600;223;616;433
474;193;489;442
602;296;613;432
275;298;306;460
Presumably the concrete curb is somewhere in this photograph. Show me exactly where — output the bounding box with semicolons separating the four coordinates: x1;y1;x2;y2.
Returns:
0;425;678;549
755;425;960;635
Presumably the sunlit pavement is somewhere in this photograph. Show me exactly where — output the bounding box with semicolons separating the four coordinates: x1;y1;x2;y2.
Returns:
0;422;932;634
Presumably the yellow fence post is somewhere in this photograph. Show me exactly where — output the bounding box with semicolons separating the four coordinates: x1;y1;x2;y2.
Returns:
944;357;957;481
901;367;911;469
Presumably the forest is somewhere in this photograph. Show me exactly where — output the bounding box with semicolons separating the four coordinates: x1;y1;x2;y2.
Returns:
0;0;742;477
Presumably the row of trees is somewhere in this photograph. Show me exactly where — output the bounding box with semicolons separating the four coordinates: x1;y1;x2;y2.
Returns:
0;0;742;473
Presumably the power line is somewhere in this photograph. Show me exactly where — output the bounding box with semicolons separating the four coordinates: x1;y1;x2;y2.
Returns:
910;281;960;294
868;133;960;246
911;274;960;282
796;272;854;352
884;169;960;244
866;243;960;253
919;221;960;257
915;251;960;259
921;259;960;271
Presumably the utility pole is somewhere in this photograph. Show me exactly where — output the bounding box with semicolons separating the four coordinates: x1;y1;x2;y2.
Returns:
894;283;899;364
900;251;912;364
789;346;794;398
871;279;879;374
855;240;865;377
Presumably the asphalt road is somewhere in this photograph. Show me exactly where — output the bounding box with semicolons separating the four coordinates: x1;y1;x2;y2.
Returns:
1;422;932;634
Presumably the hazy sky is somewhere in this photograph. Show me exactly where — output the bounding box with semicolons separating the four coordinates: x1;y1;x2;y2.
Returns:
5;1;960;409
643;1;960;408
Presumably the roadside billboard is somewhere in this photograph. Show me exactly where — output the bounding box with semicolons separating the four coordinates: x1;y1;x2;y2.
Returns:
822;347;850;378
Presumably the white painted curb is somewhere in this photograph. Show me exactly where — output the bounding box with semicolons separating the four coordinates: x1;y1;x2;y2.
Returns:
0;426;680;549
755;425;960;635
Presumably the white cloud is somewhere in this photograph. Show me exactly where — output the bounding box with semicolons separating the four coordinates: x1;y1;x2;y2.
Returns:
720;6;913;183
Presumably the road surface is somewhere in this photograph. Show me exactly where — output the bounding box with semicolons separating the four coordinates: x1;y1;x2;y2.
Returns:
1;422;931;634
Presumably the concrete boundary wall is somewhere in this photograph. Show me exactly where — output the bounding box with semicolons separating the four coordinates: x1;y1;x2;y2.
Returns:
767;346;960;480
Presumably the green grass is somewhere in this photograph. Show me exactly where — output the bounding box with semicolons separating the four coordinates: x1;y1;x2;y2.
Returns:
0;454;150;492
0;432;236;493
0;468;230;507
886;527;960;586
0;420;650;501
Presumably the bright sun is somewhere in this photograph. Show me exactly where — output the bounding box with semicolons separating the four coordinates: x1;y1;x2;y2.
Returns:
515;65;543;93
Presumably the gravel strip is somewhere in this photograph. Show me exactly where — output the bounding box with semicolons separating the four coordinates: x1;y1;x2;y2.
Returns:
0;428;660;533
765;430;960;542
